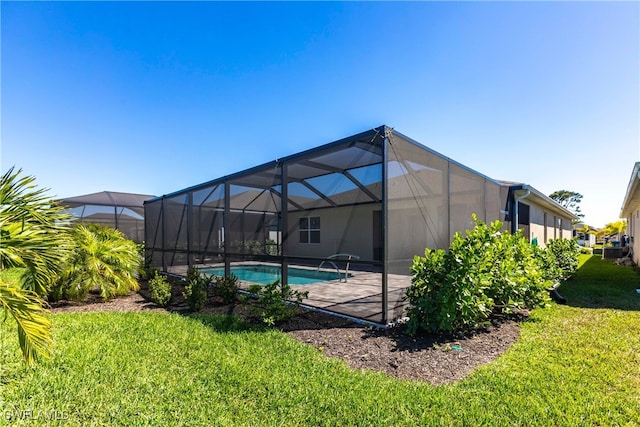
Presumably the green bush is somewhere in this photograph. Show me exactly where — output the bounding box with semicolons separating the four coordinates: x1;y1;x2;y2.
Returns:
137;243;156;280
406;215;552;335
247;280;308;326
211;275;239;304
149;271;172;307
545;238;580;280
486;230;552;310
183;267;209;312
265;239;280;256
52;223;141;301
230;240;264;255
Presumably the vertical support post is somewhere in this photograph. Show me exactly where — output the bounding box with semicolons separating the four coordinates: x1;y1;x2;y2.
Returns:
447;161;451;245
381;129;389;324
224;181;231;277
281;161;289;286
241;210;245;256
161;197;167;272
187;191;193;269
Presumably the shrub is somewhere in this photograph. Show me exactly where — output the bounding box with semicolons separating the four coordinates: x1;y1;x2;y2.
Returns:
183;267;209;312
149;271;172;307
137;243;155;280
247;280;308;326
486;230;552;310
52;223;141;301
545;238;580;280
265;239;280;256
211;275;239;304
533;244;563;284
406;215;552;335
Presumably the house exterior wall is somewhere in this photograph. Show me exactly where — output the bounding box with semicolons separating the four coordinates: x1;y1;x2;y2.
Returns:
529;204;546;245
518;202;574;247
620;163;640;266
287;204;378;261
561;218;573;239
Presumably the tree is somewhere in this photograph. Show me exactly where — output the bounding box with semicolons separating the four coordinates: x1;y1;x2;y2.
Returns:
601;220;627;238
0;167;72;363
549;190;584;220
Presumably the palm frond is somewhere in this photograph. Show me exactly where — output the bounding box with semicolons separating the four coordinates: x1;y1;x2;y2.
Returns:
0;279;52;364
1;167;73;295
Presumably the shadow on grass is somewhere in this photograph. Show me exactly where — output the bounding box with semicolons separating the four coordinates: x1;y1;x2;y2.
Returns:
186;311;268;334
137;278;363;333
557;255;640;311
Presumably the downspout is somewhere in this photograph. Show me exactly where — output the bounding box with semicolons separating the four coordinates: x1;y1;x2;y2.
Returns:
512;185;530;234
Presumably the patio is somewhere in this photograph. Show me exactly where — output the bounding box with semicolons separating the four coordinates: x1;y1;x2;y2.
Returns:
166;261;410;324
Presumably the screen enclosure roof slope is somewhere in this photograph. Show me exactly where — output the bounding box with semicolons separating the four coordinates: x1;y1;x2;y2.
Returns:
58;191;156;209
146;126;388;212
146;125;572;220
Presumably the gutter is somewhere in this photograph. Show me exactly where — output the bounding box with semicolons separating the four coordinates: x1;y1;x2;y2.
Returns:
512;185;531;234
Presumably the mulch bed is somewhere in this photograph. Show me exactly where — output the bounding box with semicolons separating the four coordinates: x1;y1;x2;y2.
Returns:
49;281;523;385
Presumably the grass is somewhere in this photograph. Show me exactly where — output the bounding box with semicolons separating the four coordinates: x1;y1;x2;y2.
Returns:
1;255;639;425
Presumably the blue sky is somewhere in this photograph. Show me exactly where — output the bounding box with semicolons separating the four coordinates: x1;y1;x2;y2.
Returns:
1;1;638;228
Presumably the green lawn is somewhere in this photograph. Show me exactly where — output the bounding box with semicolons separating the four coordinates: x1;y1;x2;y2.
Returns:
1;255;639;426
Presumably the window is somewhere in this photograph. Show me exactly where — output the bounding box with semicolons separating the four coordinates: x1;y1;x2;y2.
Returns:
299;216;320;244
518;203;530;225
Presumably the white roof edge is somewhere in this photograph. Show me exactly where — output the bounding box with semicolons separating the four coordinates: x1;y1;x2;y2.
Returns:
502;181;578;220
524;185;579;220
620;162;640;217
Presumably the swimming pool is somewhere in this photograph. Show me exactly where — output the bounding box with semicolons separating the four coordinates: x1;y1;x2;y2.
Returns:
200;264;347;285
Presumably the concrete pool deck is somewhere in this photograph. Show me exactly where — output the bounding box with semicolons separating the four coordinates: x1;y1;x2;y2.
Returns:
167;262;411;324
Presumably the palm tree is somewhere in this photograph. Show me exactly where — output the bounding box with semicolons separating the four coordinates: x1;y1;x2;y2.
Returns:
0;167;71;363
56;223;140;301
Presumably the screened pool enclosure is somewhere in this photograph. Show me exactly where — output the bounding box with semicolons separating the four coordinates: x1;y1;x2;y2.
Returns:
144;126;510;325
59;191;155;243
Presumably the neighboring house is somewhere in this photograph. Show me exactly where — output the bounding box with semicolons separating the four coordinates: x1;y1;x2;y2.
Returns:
573;222;598;247
620;161;640;265
144;125;576;324
57;191;155;243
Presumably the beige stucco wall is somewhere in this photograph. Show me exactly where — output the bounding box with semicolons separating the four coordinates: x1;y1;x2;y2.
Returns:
527;204;574;247
529;223;547;246
561;217;573;239
287;204;378;260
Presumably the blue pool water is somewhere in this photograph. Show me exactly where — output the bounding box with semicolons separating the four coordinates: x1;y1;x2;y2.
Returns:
201;264;346;285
